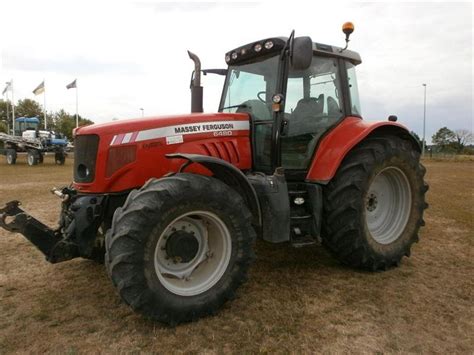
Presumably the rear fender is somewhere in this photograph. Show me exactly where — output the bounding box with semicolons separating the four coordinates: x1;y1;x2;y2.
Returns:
306;117;419;183
166;153;261;227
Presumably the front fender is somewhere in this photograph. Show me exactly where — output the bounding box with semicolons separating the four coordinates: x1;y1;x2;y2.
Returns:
166;153;261;227
306;117;418;184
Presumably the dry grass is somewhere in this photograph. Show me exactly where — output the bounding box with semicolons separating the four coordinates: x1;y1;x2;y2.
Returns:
0;155;473;353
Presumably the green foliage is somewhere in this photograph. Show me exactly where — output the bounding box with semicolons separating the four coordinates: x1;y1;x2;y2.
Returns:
432;127;456;151
0;98;94;140
15;99;43;118
0;99;11;122
51;109;94;140
453;129;473;153
0;120;7;133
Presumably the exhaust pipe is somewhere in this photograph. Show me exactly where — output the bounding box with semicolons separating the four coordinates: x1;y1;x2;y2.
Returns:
188;50;203;113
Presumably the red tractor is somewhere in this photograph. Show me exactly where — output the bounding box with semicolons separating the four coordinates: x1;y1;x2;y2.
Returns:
0;24;428;324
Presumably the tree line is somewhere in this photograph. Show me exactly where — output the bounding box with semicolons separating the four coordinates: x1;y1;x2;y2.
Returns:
409;129;473;155
0;98;94;140
430;127;473;154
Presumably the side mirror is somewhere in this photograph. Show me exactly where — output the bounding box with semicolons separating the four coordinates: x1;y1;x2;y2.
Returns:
291;36;313;70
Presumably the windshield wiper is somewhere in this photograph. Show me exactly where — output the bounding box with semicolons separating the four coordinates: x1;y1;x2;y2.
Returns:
221;103;248;110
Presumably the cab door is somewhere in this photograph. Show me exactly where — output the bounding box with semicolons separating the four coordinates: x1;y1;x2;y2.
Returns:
280;56;345;171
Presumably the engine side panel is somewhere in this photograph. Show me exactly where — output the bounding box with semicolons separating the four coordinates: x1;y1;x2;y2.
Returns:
305;116;411;183
73;113;252;193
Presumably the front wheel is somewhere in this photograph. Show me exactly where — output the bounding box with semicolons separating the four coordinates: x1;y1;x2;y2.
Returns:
6;149;17;165
105;173;256;324
322;135;428;270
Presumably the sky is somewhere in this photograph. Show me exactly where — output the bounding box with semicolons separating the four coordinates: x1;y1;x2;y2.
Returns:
0;1;472;143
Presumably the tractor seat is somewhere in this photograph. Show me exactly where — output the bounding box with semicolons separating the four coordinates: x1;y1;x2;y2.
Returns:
327;96;342;117
286;94;325;137
236;100;272;121
292;94;324;119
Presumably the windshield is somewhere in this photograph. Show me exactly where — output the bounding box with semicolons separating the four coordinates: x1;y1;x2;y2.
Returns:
220;55;279;121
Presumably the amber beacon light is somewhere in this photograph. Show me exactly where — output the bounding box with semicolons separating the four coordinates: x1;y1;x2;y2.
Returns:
341;22;355;51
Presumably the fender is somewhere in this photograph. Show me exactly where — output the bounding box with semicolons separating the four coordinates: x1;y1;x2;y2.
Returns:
166;153;261;226
306;116;419;184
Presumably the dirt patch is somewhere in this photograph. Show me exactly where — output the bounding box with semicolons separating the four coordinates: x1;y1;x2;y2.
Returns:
0;157;472;353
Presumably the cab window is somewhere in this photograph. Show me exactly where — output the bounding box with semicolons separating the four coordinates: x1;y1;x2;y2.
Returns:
347;62;362;116
281;57;343;169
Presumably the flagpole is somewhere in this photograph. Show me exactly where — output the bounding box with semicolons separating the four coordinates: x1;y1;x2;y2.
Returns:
44;79;47;130
5;91;9;134
76;83;79;128
11;80;15;136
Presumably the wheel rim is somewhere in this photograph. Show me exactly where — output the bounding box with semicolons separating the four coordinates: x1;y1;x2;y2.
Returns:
154;211;232;296
7;154;12;164
365;167;412;244
27;154;34;165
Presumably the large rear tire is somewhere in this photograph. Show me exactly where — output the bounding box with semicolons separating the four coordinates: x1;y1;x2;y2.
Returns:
322;135;428;270
105;173;256;324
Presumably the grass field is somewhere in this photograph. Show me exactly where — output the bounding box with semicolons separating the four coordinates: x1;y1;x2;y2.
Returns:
0;156;472;353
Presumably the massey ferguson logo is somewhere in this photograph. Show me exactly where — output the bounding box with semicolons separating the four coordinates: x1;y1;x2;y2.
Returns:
174;123;234;134
111;121;249;146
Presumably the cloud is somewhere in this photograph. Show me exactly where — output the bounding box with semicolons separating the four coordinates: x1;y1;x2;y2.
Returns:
0;0;471;139
2;51;142;76
134;1;259;12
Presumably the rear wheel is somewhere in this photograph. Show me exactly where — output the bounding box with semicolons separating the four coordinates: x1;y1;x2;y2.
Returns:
322;135;428;270
6;149;17;165
55;151;66;165
27;150;40;166
105;173;256;324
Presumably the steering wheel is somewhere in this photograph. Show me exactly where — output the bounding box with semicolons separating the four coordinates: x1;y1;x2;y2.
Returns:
257;91;267;103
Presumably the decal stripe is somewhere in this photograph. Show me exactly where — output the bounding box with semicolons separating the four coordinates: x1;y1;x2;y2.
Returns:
122;132;133;144
130;131;139;143
109;120;249;146
135;120;249;143
115;134;125;145
110;135;119;146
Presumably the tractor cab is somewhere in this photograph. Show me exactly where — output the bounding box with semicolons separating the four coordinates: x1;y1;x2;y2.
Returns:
219;32;362;175
14;117;40;137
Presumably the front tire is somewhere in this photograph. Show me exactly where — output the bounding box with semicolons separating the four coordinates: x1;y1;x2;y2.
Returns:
6;149;17;165
105;173;256;324
322;135;428;270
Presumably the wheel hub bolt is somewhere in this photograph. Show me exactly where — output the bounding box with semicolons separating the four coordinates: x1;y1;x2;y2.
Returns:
366;193;378;212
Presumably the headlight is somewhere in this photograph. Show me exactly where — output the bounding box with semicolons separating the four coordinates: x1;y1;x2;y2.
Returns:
264;41;274;49
225;54;231;63
231;52;238;60
254;43;262;52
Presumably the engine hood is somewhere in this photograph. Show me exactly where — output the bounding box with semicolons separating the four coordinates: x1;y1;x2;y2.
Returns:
73;112;252;193
75;113;249;138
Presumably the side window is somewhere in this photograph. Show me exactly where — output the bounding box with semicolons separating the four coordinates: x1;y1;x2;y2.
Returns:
281;57;343;170
284;77;303;113
309;72;342;117
347;62;362;116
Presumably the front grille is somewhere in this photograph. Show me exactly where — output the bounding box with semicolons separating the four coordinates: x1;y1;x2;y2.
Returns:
74;135;99;183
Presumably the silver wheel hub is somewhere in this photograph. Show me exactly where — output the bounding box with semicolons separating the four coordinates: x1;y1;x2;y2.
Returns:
365;167;412;244
154;211;231;296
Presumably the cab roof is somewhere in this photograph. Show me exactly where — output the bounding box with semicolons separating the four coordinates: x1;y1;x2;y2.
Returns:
225;37;362;66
